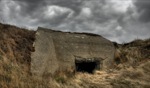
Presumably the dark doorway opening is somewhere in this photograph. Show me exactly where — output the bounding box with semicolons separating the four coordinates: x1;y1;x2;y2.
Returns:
75;59;100;74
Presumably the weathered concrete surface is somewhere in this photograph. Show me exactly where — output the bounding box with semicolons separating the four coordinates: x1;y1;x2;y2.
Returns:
31;27;115;77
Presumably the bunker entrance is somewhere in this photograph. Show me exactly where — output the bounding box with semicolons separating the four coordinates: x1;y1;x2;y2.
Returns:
75;59;100;74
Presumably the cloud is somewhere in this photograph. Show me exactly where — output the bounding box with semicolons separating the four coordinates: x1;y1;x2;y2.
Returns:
0;0;150;43
37;5;74;27
134;0;150;23
16;0;46;16
48;0;83;15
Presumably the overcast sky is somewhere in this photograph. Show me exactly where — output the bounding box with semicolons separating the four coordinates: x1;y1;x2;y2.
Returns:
0;0;150;43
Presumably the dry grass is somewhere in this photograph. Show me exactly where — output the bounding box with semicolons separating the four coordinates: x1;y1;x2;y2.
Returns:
0;54;60;88
114;38;150;67
110;61;150;88
0;23;35;67
110;38;150;88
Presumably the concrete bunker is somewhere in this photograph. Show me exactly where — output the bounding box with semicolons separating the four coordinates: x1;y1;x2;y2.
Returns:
75;56;101;73
31;27;115;77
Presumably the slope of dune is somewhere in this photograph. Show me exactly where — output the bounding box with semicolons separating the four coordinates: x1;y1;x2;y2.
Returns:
0;23;149;88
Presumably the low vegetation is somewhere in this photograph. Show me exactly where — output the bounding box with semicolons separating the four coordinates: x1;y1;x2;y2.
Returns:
0;23;150;88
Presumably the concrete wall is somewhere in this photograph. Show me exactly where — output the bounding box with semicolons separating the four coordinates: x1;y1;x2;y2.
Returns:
31;27;115;77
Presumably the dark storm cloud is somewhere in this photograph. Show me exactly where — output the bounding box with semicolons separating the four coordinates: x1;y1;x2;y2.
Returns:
85;0;119;23
15;0;83;17
0;0;150;43
134;0;150;22
15;0;46;16
11;0;84;27
0;0;130;43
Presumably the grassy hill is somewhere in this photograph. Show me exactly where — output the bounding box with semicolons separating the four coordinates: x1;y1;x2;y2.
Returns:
0;23;150;88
